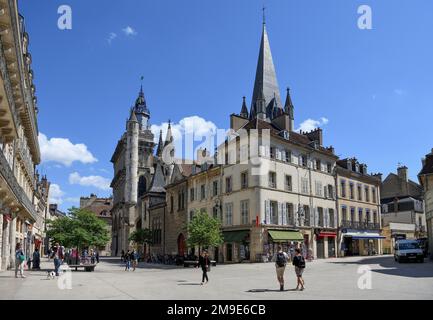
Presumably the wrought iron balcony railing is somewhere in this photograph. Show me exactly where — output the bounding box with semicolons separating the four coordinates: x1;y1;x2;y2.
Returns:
341;220;380;230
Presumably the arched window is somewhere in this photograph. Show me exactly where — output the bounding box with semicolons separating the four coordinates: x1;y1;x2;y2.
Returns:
138;176;147;197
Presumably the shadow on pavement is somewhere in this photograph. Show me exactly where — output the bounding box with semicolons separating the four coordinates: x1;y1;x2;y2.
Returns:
247;288;298;293
329;256;433;278
177;283;203;286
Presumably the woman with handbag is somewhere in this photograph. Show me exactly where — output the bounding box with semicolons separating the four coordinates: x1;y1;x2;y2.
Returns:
199;250;210;285
15;243;26;278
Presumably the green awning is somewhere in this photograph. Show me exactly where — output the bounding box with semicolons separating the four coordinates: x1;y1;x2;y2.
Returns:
223;230;249;243
268;230;304;242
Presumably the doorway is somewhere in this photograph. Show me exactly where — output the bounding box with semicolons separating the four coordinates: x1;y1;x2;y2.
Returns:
226;243;233;262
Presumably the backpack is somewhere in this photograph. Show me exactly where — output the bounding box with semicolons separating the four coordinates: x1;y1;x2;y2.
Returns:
276;252;287;267
297;255;306;269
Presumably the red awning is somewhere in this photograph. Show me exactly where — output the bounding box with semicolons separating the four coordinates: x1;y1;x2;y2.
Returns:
318;232;337;238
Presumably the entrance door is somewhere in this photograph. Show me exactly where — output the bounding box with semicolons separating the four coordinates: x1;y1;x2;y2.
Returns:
328;238;336;257
177;234;186;256
226;243;233;261
214;247;219;263
317;238;325;259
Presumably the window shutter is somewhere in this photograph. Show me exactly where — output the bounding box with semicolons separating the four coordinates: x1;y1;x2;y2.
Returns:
282;203;287;225
324;186;328;199
315;208;319;227
294;204;299;226
276;149;281;160
265;200;270;224
325;208;329;227
277;202;282;225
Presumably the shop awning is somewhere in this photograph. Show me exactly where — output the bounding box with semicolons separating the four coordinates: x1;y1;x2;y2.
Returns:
223;230;249;243
344;232;385;240
268;230;304;242
318;232;337;238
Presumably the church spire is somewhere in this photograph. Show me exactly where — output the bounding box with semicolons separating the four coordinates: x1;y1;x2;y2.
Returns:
250;13;282;121
239;96;249;119
164;120;173;146
284;88;295;131
156;130;164;157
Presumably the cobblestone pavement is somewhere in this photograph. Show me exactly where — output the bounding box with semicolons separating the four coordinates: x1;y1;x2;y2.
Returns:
0;255;432;300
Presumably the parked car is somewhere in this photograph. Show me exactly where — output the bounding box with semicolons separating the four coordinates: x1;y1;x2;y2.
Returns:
394;240;424;263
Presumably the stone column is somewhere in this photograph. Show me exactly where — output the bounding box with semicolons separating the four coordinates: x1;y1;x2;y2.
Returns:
2;219;10;270
9;217;17;269
0;214;3;271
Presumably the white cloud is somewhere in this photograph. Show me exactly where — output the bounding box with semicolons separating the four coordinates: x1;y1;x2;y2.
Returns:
49;184;64;205
297;117;329;133
38;133;97;167
64;197;80;204
122;26;137;36
69;172;111;191
394;89;406;96
107;32;117;44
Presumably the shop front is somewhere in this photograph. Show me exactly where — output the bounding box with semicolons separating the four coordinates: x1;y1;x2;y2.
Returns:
266;229;304;260
342;230;384;256
222;230;250;263
316;231;337;258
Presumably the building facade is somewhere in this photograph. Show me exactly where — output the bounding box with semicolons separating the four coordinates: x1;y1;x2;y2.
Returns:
336;158;383;257
418;149;433;259
0;0;49;271
79;194;113;256
381;166;427;240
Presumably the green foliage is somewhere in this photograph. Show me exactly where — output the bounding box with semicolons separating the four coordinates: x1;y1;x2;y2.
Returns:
128;228;153;245
186;210;223;250
46;207;110;249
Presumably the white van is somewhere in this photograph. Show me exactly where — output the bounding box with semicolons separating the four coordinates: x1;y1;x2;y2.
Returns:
394;240;424;263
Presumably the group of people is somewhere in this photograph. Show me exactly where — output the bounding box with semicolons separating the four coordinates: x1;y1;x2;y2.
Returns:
273;245;306;291
121;249;139;271
14;243;42;278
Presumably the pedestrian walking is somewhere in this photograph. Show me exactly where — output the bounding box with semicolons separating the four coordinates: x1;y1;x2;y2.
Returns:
95;250;100;263
15;243;26;278
132;250;138;271
32;248;41;270
292;248;306;291
52;243;62;276
272;245;289;291
198;250;210;285
121;250;125;263
90;249;95;264
124;250;131;271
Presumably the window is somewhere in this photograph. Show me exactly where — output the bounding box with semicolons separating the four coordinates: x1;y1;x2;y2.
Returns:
177;192;182;211
224;203;233;226
372;188;377;203
213;206;219;220
241;171;248;189
373;211;378;224
342;207;347;222
303;205;310;226
240;145;248;162
366;209;371;223
241;200;249;225
269;172;276;188
357;185;362;201
349;183;354;199
270;201;278;224
316;159;321;171
301;155;308;167
287;203;294;225
350;207;356;222
329;209;335;228
138;176;147;197
285;150;291;163
200;184;206;200
190;188;195;202
285;175;292;191
365;186;370;202
225;177;232;193
340;180;346;198
327;185;334;199
327;163;332;173
318;207;324;227
358;208;363;223
301;178;309;194
270;147;276;159
170;195;174;213
315;181;323;197
213;181;218;197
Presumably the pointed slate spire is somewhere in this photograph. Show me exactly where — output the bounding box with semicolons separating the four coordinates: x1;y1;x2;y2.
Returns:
239;96;249;119
164;120;173;146
250;20;282;120
149;162;166;193
129;108;138;122
284;87;294;119
156;130;164;157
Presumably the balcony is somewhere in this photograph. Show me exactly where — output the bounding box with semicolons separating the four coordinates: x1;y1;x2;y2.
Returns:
0;149;37;221
341;220;380;230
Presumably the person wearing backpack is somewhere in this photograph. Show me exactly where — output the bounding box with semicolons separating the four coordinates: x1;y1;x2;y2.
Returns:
272;245;289;291
15;243;26;278
292;248;306;290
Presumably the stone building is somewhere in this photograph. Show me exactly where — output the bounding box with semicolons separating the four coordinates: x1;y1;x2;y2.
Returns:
336;158;383;257
418;149;433;259
79;194;113;256
381;166;427;239
0;1;49;271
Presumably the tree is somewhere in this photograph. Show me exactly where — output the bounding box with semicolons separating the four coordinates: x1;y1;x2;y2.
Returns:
186;210;223;253
46;207;110;264
128;228;153;256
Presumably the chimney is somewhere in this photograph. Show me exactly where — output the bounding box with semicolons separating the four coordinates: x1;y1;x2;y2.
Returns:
397;166;408;182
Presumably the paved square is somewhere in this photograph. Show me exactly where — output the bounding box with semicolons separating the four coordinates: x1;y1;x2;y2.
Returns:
0;255;432;300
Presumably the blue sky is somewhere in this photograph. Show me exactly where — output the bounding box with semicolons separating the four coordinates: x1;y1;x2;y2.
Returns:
20;0;433;210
